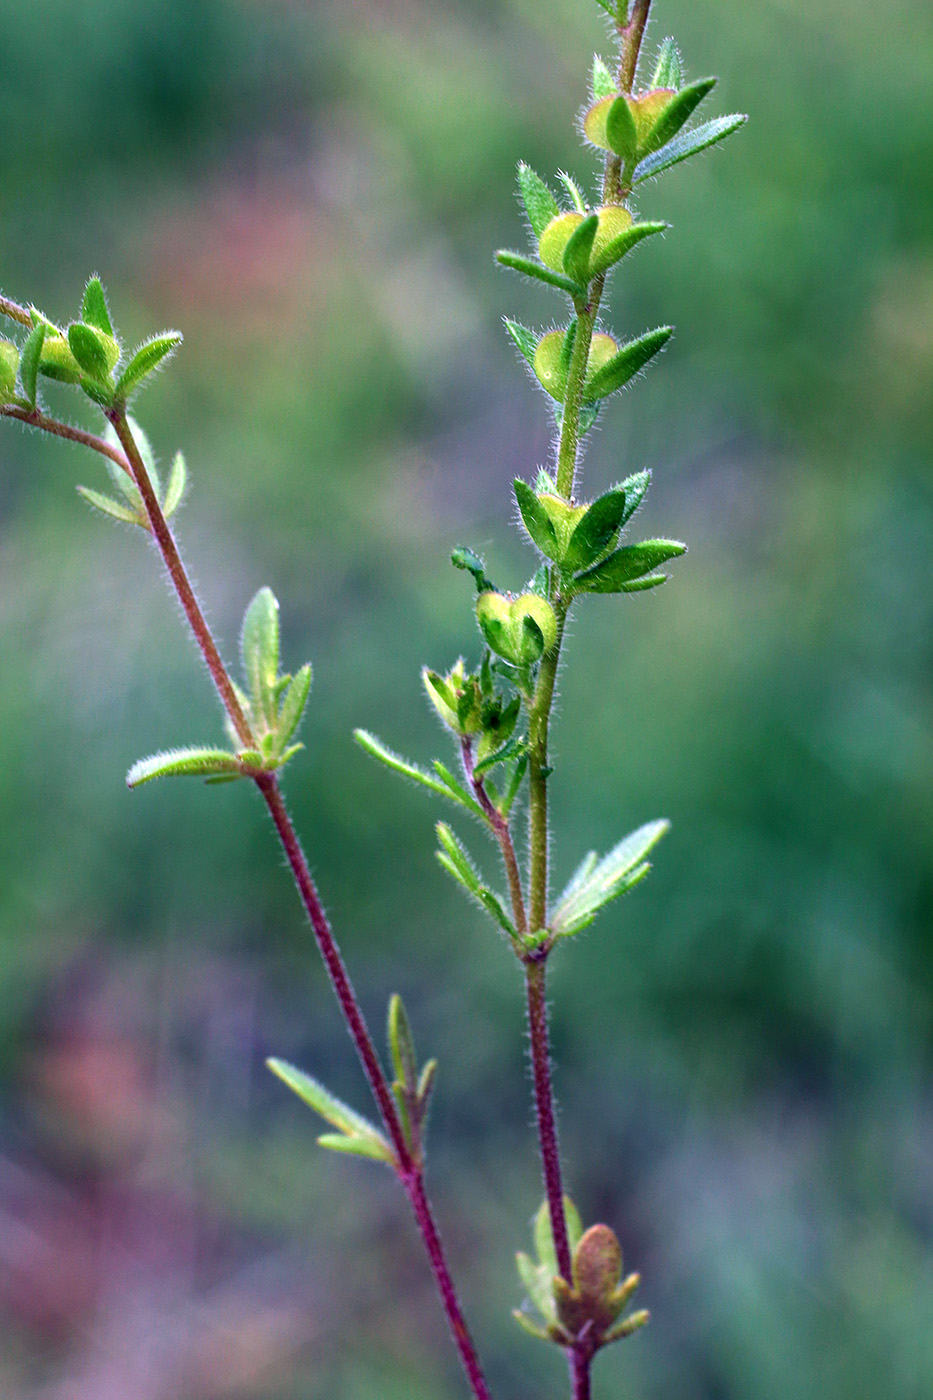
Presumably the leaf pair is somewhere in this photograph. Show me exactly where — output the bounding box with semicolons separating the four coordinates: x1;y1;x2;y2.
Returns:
78;418;186;529
127;586;312;788
550;819;669;937
435;822;518;942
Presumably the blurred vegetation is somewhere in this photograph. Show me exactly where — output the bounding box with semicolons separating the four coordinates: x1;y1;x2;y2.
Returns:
0;0;931;1396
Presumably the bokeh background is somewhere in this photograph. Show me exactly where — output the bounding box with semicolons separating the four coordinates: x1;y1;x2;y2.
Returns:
1;0;931;1396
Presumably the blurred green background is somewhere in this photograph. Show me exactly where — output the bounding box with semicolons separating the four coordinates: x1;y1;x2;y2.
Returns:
1;0;931;1396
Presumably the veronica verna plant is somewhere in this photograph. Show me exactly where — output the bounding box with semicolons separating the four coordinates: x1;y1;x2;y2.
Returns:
1;1;745;1395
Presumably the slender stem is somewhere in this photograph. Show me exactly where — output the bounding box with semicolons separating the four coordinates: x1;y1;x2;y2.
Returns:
461;739;528;933
1;404;132;473
525;956;572;1281
618;0;653;94
0;294;32;327
527;600;568;931
108;409;254;749
88;410;493;1400
570;1338;596;1400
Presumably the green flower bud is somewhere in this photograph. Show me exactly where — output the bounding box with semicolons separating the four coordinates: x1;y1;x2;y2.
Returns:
533;329;619;402
0;340;19;403
38;334;82;384
537;206;633;282
476;592;558;666
422;660;483;736
583;89;674;153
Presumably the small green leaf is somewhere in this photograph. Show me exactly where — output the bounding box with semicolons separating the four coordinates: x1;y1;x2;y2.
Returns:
114;332;182;399
388;993;418;1089
504;319;539;367
240;586;280;725
162;450;186;517
276;663;312;750
606;96;639;166
79;374;115;408
266;1057;392;1161
556;171;587;214
551;819;670;936
592;54;616;101
495;250;583;299
640;76;717;157
81;277;115;336
432;761;487;820
436;822;483;894
474;733;524;780
76;484;144;526
651;37;683;90
477;888;518;937
534;1196;584;1275
126;746;242;787
416;1057;437;1109
19;322;46;406
315;1132;393;1163
618;469;651;526
354;730;480;814
561;213;598;284
591;0;617;17
587;220;667;279
574;539;685;593
67;323;111;381
564;488;628;571
633;113;747;183
517;164;560;241
583;326;672;401
515;479;561;560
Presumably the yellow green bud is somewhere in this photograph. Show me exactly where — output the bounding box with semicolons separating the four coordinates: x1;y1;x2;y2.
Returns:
0;340;19;403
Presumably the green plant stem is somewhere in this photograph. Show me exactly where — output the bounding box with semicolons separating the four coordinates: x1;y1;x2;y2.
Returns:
461;738;528;933
1;404;131;473
523;8;656;1393
106;407;493;1400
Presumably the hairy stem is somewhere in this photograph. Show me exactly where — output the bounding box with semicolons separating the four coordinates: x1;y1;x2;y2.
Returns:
525;956;572;1281
0;294;32;327
108;409;254;748
462;738;528;933
1;404;132;473
619;0;653;94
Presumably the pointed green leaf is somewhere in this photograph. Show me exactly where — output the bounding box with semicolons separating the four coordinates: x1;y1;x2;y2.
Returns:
240;586;280;723
556;170;587;214
640;76;717;157
592;54;616;101
267;1057;387;1143
583;326;672;401
81;278;114;336
606;95;639;165
76;484;144;526
388;993;418;1089
67;323;111;381
591;0;617;17
354;730;473;809
474;733;524;780
416;1058;437;1110
533;1196;583;1273
431;762;486;820
162;450;186;517
275;663;312;750
587;220;667;279
633;112;747;183
604;1309;650;1341
504;319;538;368
651;37;683;90
495;250;583;299
512;1308;551;1341
79;374;115;408
515;479;561;560
114;332;182;399
477;888;518;937
551;819;670;936
517;164;560;241
315;1132;393;1163
574;539;685;593
618;469;650;526
564;489;627;571
561;213;598;284
436;823;483;894
19;322;46;407
126;746;242;788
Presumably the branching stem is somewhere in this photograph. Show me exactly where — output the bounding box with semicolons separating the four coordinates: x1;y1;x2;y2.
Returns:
462;738;528;933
